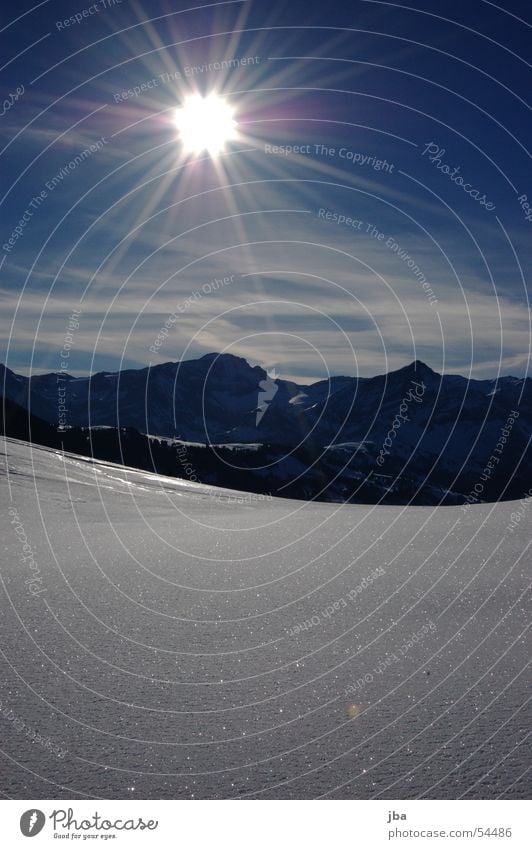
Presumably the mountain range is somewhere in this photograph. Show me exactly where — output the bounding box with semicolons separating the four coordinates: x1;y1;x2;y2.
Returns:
1;354;530;505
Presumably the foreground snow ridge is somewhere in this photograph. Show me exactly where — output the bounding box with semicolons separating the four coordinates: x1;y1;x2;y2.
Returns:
0;437;529;800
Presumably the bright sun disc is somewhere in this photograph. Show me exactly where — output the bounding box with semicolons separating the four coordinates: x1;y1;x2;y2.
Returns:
175;94;237;157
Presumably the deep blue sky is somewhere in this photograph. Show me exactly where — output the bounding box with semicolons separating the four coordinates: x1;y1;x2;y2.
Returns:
1;0;530;382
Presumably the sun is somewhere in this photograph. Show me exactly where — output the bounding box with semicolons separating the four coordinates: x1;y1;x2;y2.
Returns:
174;94;238;157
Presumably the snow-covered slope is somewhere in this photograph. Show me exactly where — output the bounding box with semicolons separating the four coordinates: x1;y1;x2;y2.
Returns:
0;437;529;799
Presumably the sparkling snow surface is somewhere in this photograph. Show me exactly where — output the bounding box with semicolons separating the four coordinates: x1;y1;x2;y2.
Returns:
0;437;529;799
